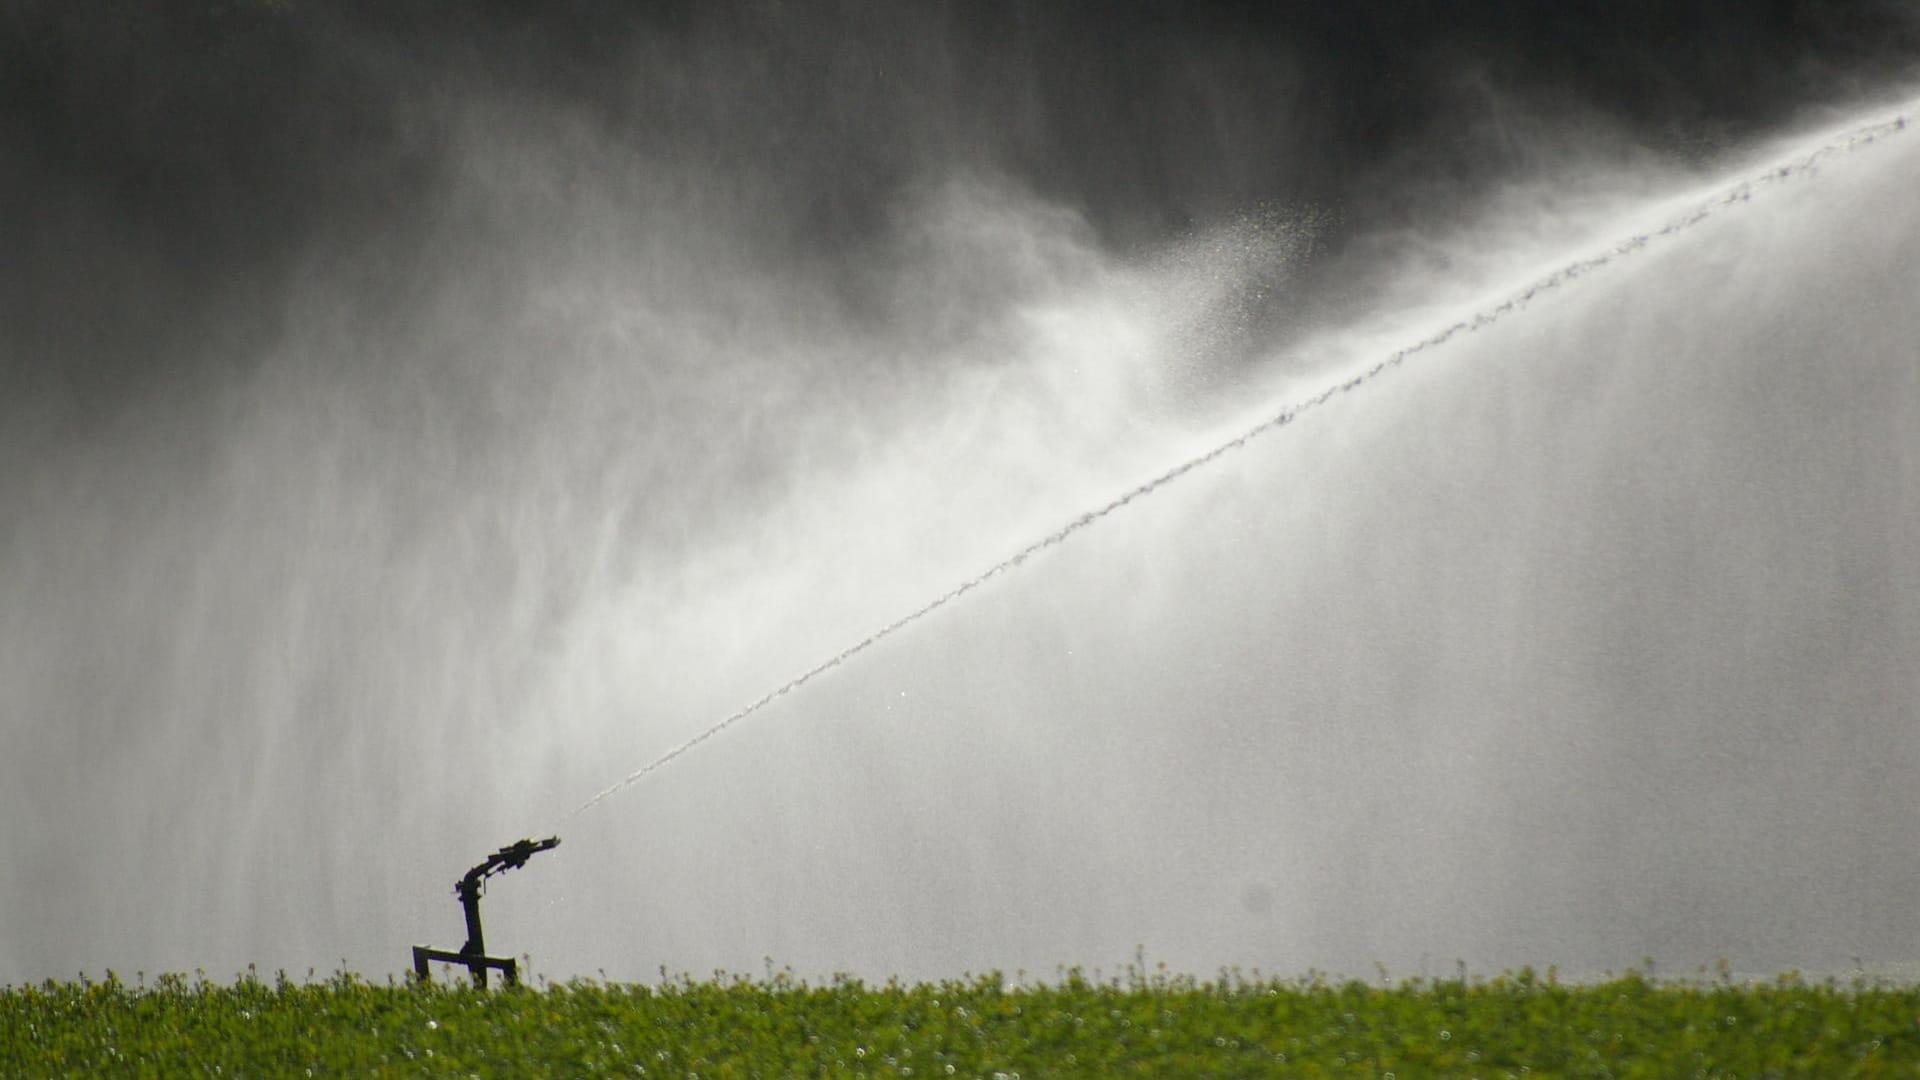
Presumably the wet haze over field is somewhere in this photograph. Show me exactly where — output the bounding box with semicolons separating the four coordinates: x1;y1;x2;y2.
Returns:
4;3;1918;985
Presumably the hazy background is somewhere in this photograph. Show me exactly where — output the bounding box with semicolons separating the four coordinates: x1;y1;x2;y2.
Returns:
4;1;1918;984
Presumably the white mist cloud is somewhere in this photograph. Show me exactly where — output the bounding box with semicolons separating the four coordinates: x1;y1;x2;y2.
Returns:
522;101;1920;984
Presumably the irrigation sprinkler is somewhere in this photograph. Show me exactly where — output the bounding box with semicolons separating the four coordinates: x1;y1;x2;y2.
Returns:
411;836;560;988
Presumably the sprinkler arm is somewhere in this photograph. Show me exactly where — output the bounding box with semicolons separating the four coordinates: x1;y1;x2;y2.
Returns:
455;836;561;957
458;836;562;898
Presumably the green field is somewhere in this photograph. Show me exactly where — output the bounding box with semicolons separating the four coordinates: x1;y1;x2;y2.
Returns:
5;966;1917;1077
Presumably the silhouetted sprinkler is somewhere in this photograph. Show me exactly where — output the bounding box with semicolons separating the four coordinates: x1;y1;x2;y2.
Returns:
411;836;560;988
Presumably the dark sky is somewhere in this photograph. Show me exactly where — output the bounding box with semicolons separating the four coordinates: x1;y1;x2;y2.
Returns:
6;1;1919;427
13;4;1920;238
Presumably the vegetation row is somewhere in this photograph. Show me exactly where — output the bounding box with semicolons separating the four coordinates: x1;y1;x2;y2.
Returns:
5;966;1919;1077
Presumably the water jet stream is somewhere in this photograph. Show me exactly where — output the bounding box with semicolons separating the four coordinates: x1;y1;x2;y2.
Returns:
569;103;1915;820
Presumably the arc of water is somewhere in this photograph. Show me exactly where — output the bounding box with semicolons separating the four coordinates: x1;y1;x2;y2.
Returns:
569;105;1913;819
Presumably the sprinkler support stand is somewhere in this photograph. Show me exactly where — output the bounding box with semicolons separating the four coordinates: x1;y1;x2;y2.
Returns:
412;836;560;988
